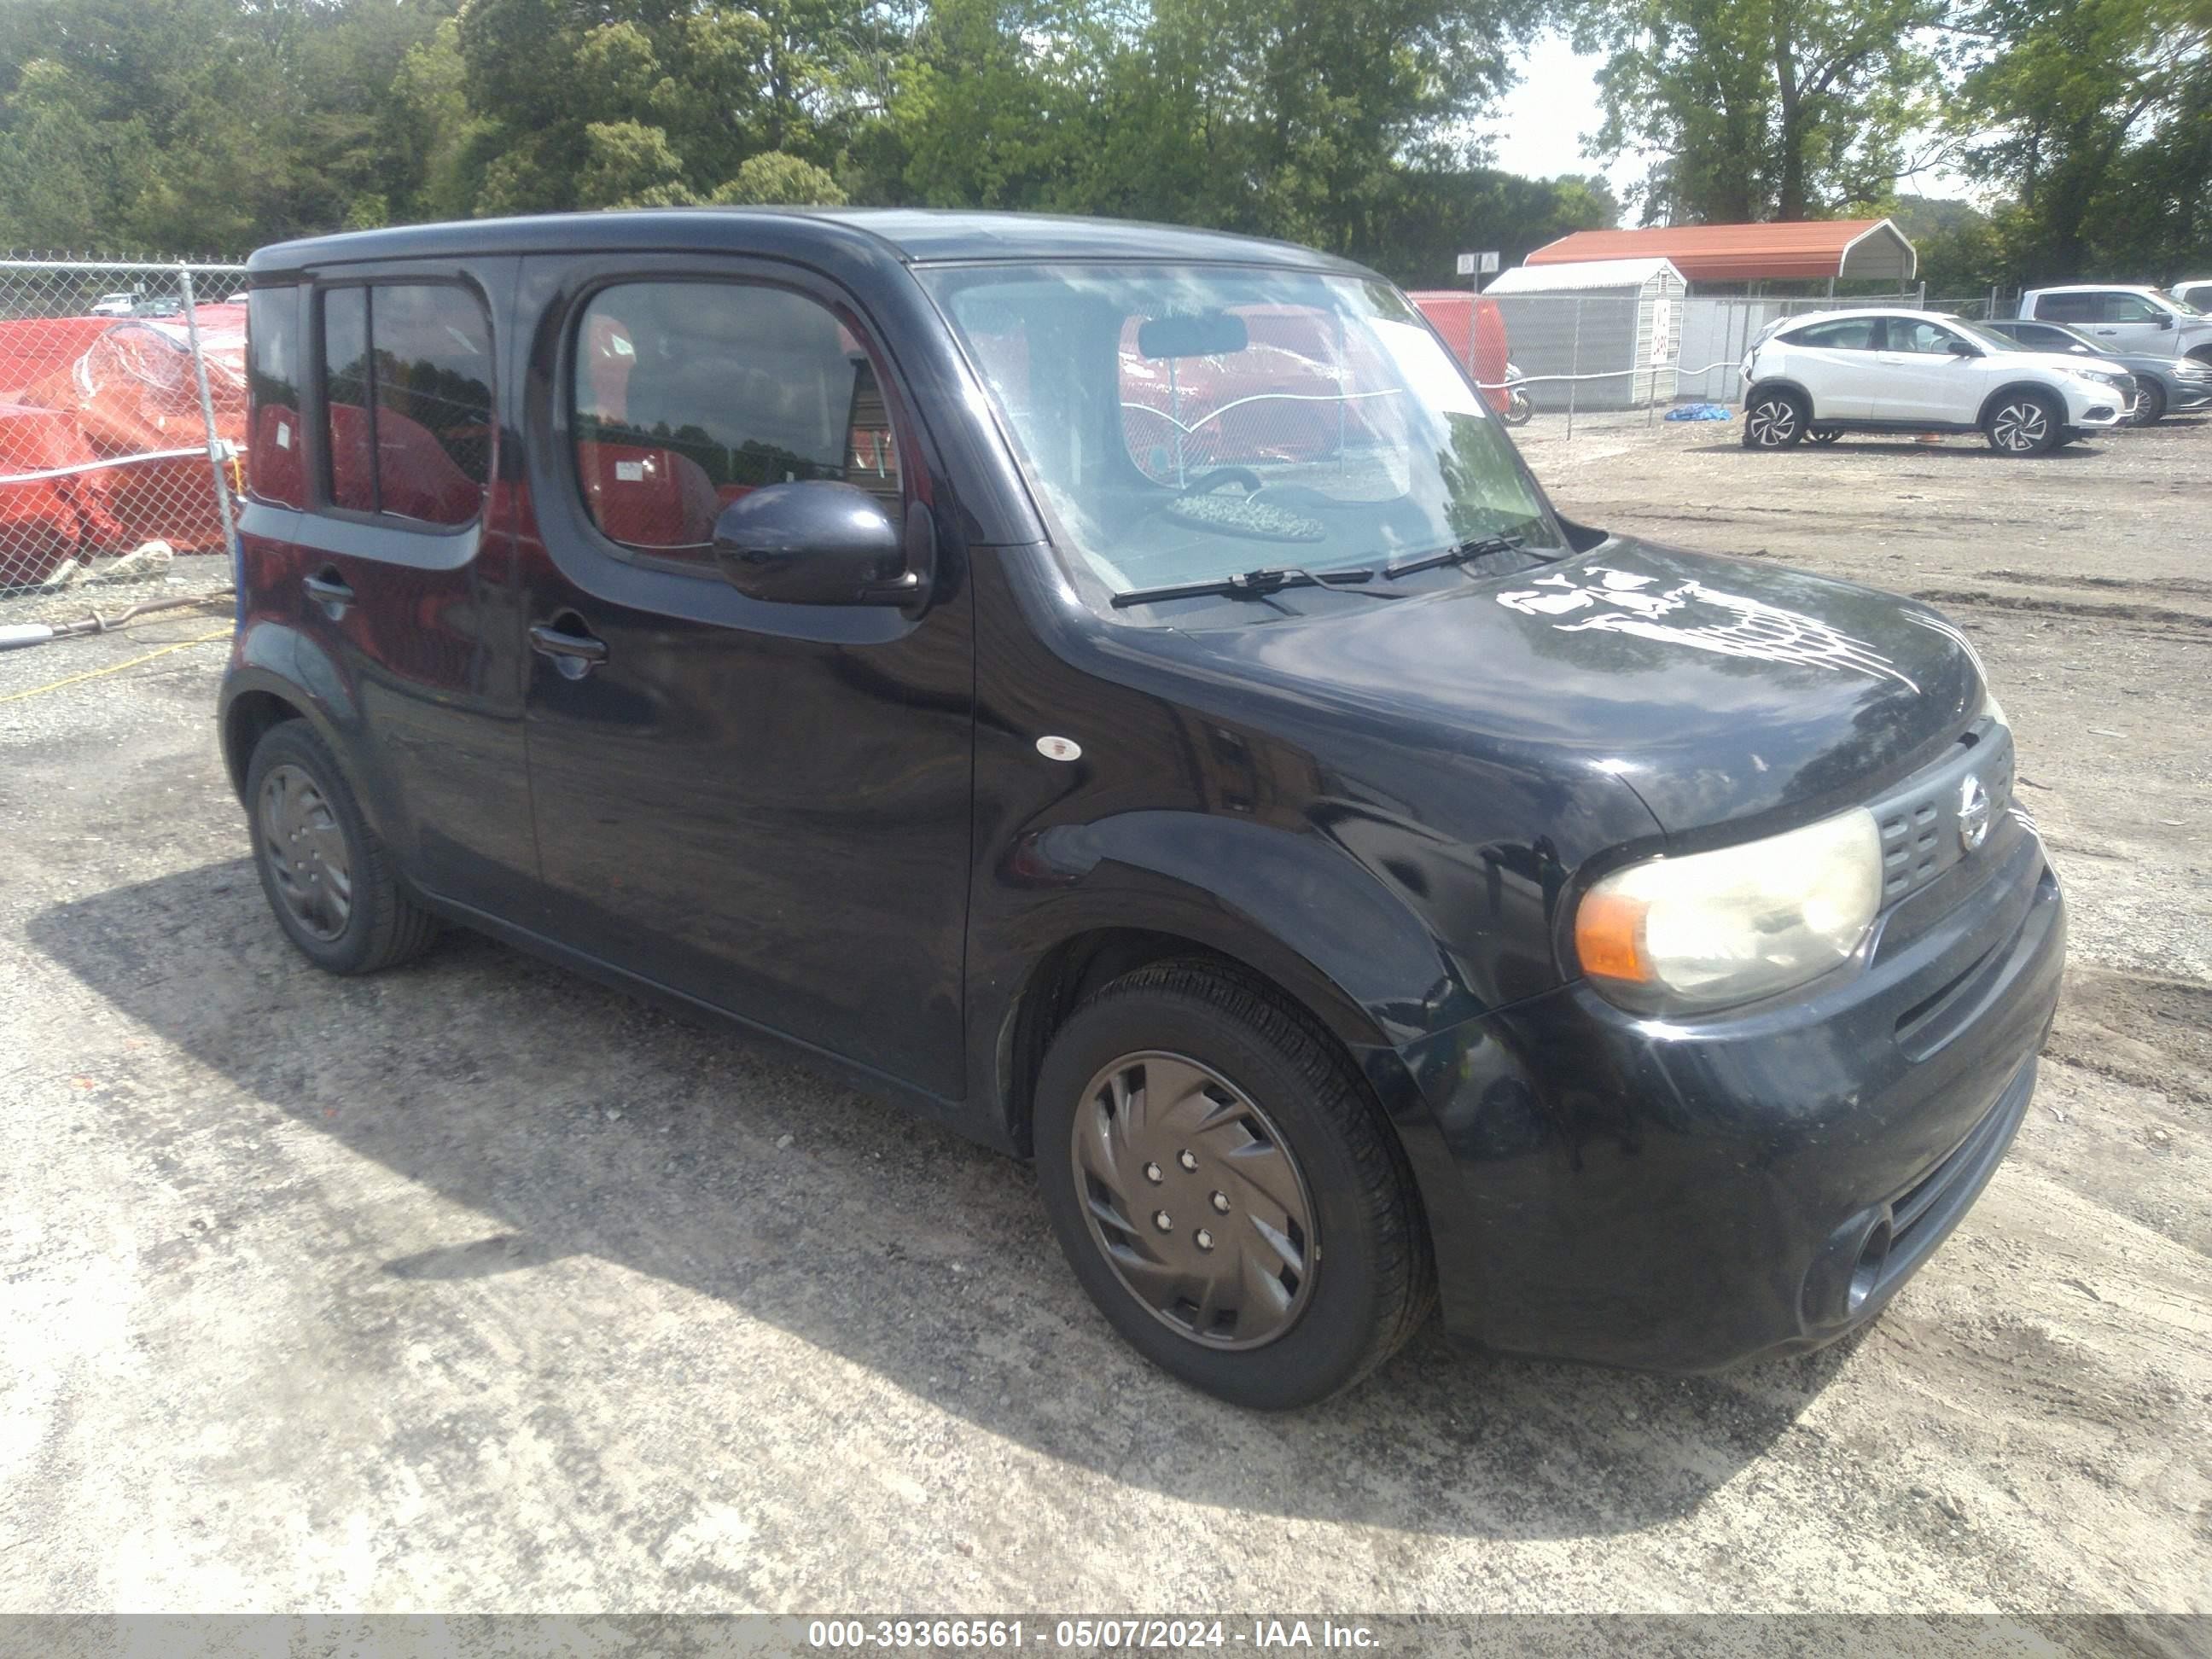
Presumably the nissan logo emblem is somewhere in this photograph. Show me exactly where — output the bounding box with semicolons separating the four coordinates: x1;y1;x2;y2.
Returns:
1958;774;1991;852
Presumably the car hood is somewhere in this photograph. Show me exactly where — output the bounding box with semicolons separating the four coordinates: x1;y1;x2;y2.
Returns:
1173;535;1986;839
2005;349;2127;378
2092;351;2202;377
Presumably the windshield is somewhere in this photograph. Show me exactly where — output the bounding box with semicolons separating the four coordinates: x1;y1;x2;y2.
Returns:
2156;288;2204;317
920;264;1560;604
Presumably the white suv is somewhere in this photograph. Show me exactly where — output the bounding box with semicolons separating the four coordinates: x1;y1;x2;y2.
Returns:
1739;308;2131;455
2020;284;2212;363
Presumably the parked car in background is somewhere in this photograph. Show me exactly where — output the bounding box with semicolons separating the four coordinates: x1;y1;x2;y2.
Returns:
2170;278;2212;313
88;292;137;317
1982;317;2212;425
1741;308;2130;453
222;209;2063;1408
2018;285;2212;364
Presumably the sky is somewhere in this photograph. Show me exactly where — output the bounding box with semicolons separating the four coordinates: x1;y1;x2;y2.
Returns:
1480;32;1982;212
1481;33;1637;195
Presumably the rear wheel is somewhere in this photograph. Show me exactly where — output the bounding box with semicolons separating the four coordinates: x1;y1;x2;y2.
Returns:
1742;389;1807;448
1985;391;2062;455
2133;380;2166;425
246;720;439;975
1033;961;1432;1409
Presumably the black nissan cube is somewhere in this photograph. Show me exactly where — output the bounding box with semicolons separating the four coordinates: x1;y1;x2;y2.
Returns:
221;210;2064;1408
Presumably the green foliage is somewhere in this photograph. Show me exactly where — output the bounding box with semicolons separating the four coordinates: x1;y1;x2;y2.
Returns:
1943;0;2212;283
713;154;850;206
1565;0;1942;224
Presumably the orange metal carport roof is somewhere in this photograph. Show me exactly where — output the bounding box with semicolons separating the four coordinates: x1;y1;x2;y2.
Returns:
1524;220;1915;284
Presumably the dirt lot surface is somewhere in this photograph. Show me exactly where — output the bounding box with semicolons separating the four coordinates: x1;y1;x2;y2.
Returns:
2;414;2208;1621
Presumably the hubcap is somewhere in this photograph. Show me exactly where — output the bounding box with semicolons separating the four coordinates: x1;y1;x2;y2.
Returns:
1749;399;1798;445
258;764;352;940
1994;401;2047;451
1070;1051;1317;1350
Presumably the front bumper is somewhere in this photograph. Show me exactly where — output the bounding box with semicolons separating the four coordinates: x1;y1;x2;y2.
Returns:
1406;798;2064;1373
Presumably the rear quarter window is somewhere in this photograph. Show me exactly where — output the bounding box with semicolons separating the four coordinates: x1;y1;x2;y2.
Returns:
247;288;306;510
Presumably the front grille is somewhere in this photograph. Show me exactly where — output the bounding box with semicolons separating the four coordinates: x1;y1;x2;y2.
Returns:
1871;718;2014;907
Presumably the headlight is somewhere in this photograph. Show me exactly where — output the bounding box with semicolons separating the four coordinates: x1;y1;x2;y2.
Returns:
2072;370;2121;393
1575;807;1883;1011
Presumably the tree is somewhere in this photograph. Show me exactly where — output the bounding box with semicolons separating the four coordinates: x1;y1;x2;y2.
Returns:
1564;0;1942;223
1943;0;2212;282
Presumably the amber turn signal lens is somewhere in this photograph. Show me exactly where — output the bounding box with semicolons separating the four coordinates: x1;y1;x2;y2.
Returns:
1575;887;1653;983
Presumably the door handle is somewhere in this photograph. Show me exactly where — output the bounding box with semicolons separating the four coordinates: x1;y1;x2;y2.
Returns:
529;619;608;679
302;569;353;618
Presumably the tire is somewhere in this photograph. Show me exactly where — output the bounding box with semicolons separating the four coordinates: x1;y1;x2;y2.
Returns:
2133;380;2166;425
245;719;439;975
1985;390;2063;455
1808;427;1842;445
1742;388;1807;448
1500;393;1533;428
1033;960;1433;1409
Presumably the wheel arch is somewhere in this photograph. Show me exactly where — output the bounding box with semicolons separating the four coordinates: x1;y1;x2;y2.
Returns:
220;685;307;801
218;638;388;841
996;921;1406;1160
1975;380;2064;428
1746;376;1813;415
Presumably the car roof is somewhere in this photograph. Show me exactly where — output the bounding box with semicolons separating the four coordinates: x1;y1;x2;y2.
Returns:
2023;282;2162;295
1774;307;1964;326
247;208;1374;280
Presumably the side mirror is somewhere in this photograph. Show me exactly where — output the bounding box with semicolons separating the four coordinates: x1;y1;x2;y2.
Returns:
712;482;932;608
1947;337;1978;356
2155;312;2174;329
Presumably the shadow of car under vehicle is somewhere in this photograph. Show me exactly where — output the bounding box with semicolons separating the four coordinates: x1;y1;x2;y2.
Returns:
1696;440;2107;459
28;858;1869;1542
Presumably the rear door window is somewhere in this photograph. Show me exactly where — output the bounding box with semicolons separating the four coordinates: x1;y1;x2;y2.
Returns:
2034;293;2094;323
1788;319;1877;351
319;283;494;527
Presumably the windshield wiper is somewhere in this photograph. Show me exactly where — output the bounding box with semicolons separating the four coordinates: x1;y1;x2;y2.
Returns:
1109;564;1401;608
1381;534;1544;580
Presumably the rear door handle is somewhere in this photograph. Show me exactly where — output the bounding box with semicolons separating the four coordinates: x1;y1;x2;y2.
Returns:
302;570;353;617
529;619;608;678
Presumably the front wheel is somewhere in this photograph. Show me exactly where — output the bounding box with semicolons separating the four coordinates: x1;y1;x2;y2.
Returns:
1033;961;1433;1409
1986;392;2063;455
2133;381;2166;425
1808;427;1842;445
1742;389;1807;448
1500;391;1534;427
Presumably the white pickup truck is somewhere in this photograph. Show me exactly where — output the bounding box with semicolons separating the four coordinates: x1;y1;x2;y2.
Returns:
2019;284;2212;364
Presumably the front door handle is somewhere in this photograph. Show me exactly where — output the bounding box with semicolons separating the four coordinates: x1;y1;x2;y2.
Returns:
302;569;353;618
529;619;608;679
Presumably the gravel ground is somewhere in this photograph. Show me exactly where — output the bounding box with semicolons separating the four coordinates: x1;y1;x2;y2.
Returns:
0;419;2206;1621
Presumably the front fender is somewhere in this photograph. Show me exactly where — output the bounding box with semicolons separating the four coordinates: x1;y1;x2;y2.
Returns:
968;808;1501;1289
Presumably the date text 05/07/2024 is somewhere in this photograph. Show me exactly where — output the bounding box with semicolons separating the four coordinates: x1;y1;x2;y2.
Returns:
806;1619;1381;1650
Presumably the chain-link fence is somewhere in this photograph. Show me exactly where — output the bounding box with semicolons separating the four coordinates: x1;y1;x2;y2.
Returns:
0;258;247;597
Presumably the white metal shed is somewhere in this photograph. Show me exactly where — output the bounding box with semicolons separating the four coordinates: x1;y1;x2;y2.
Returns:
1482;257;1689;410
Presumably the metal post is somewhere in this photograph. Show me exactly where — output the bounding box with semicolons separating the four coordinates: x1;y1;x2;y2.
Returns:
1567;297;1580;441
178;269;239;584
